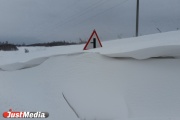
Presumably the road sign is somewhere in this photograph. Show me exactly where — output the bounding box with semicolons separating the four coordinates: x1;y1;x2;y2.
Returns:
83;30;102;50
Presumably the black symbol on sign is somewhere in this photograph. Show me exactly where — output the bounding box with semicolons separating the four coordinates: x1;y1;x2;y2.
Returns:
91;38;96;48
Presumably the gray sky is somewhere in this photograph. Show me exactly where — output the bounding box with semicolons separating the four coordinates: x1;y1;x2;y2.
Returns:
0;0;180;44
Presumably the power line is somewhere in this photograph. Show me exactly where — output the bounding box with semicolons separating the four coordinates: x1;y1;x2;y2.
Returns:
73;0;129;27
34;0;111;40
52;0;129;30
52;0;110;29
34;0;129;41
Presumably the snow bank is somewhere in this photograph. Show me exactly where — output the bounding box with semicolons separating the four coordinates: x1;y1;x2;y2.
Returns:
0;45;84;70
1;31;180;70
103;45;180;59
0;45;84;66
1;53;180;120
0;57;48;71
1;31;180;120
91;31;180;59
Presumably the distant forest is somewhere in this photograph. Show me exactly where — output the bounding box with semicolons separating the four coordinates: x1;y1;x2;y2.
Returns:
0;40;86;51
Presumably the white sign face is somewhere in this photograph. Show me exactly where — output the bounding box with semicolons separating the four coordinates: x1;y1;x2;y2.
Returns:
83;30;102;50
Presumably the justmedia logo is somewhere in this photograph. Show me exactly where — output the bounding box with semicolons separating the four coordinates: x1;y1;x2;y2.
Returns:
3;109;49;118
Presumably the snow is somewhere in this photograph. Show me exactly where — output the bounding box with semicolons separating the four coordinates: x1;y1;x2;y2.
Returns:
0;45;84;70
91;31;180;59
1;31;180;120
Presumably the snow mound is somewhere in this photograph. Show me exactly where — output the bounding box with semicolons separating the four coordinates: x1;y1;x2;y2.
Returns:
1;52;180;120
0;45;84;66
0;52;84;71
103;45;180;59
0;57;48;71
2;31;180;119
90;31;180;59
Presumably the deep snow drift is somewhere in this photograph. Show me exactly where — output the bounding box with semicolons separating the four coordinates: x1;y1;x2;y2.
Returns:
1;31;180;120
91;30;180;59
1;31;180;71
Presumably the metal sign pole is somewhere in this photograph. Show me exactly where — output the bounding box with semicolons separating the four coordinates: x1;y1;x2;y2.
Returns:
136;0;139;37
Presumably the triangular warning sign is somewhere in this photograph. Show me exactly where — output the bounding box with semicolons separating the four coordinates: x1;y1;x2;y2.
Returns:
83;30;102;50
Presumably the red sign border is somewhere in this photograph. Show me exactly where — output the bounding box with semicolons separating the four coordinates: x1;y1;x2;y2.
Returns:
83;29;102;50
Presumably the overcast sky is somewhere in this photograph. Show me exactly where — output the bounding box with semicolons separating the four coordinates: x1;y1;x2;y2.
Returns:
0;0;180;44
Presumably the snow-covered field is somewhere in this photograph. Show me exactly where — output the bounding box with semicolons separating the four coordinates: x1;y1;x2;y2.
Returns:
1;31;180;120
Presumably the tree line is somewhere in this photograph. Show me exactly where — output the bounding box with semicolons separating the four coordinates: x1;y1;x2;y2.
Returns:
0;40;86;51
0;41;18;51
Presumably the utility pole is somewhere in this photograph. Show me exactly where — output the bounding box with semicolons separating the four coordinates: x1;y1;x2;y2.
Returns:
136;0;139;37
